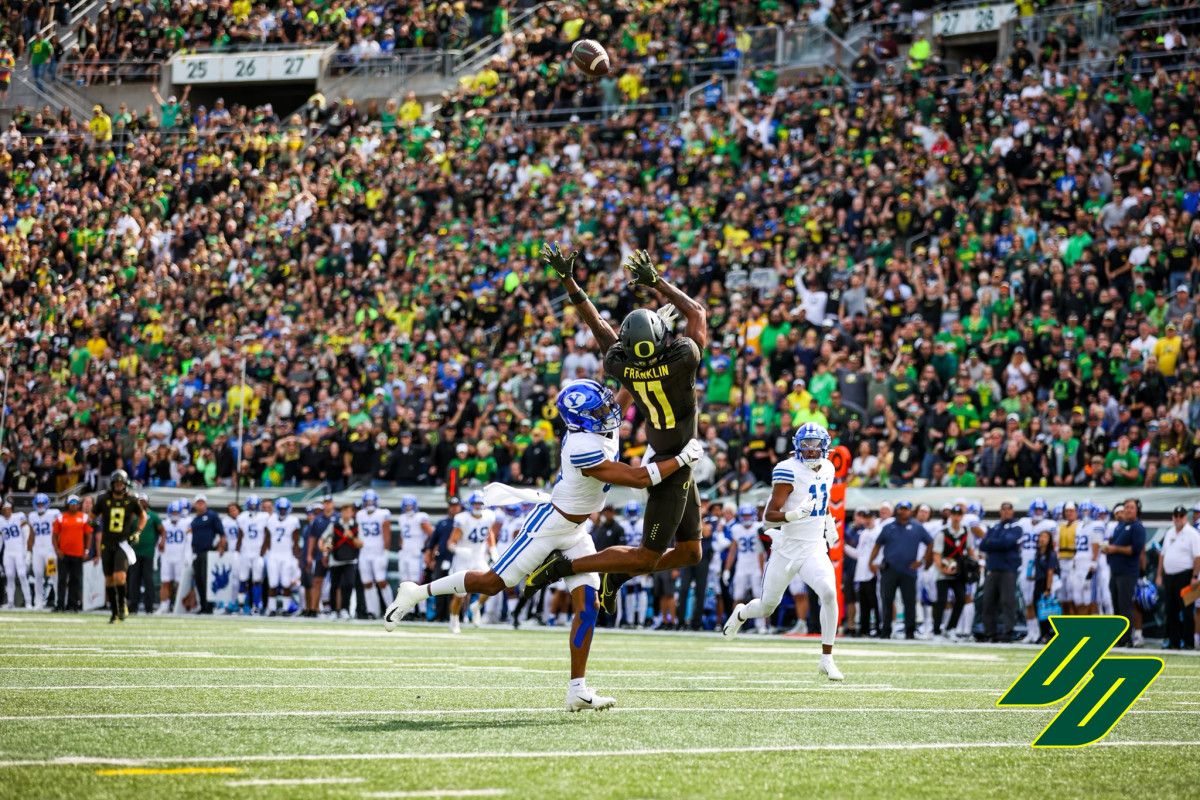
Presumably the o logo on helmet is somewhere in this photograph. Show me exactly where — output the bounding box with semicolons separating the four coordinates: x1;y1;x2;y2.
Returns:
634;340;655;359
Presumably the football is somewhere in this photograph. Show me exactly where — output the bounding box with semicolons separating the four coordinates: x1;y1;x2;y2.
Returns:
570;39;611;77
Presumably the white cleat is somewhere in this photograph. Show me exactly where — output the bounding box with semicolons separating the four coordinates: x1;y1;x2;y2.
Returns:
565;688;617;712
468;599;483;628
1131;630;1145;648
818;656;844;681
723;603;747;637
449;615;461;634
785;620;808;635
154;604;170;615
382;582;425;632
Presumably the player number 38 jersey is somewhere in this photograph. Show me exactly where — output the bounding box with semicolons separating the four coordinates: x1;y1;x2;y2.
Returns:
772;457;834;551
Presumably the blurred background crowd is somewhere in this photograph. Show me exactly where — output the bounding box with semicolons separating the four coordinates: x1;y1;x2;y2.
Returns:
0;0;1198;506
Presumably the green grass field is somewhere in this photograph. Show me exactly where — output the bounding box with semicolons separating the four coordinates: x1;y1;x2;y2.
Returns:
1;612;1198;800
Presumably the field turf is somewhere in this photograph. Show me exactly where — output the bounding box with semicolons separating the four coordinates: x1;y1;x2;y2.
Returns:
1;612;1198;799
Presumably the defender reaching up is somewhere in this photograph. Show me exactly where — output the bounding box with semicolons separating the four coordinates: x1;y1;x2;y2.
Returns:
524;246;707;612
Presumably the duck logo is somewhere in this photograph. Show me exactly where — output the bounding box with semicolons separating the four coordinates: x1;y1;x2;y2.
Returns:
210;563;232;595
997;616;1163;747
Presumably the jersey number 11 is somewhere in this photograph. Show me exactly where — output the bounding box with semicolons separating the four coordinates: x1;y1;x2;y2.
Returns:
632;381;676;430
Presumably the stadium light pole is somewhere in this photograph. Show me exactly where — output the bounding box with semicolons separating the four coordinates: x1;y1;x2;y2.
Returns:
233;334;256;506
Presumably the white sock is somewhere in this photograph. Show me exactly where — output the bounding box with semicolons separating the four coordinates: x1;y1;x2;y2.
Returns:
569;677;586;692
238;591;246;608
820;653;834;664
426;574;467;596
381;584;394;606
365;590;380;618
740;598;766;619
819;594;839;647
958;604;975;636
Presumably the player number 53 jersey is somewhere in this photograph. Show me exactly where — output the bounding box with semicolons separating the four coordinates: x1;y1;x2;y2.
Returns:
356;508;391;554
772;456;834;550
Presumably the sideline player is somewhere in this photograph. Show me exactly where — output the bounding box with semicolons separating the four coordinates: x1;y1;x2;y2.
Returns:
356;490;393;620
396;495;432;618
27;493;61;609
1;498;31;609
265;498;301;616
157;501;191;614
236;495;270;614
384;379;705;710
93;470;147;622
1070;501;1102;615
525;246;707;609
722;423;843;681
447;492;497;632
1018;498;1057;643
724;505;766;634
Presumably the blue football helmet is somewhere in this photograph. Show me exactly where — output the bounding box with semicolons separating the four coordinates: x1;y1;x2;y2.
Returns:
401;495;419;513
1078;500;1095;520
505;503;523;515
738;504;757;523
1029;498;1047;520
624;500;642;520
967;502;983;518
180;499;191;515
468;491;485;516
1094;503;1109;519
793;422;830;466
33;493;49;511
1052;502;1064;521
362;489;379;510
276;497;292;518
1134;578;1158;612
167;500;182;520
556;379;622;433
245;494;262;512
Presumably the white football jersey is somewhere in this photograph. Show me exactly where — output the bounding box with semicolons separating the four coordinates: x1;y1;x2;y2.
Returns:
221;514;240;542
237;511;271;550
0;512;27;544
1089;520;1109;569
397;511;430;558
550;430;620;516
266;514;301;552
729;521;764;570
497;510;524;549
453;510;495;560
1017;516;1057;562
28;509;60;551
771;456;834;553
162;516;191;558
355;508;391;554
620;517;642;547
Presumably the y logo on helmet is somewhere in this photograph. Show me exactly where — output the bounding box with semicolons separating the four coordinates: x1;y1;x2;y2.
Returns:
997;616;1162;747
563;391;587;411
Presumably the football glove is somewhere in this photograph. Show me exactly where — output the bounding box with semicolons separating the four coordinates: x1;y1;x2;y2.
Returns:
488;545;500;565
625;249;659;288
823;515;839;548
785;497;818;522
541;243;577;280
677;438;706;466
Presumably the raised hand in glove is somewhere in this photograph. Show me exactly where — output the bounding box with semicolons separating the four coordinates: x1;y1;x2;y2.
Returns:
677;438;706;466
541;243;578;280
824;515;839;548
785;497;818;522
625;249;659;288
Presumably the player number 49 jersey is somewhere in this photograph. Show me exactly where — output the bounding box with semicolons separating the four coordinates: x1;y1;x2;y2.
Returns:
266;515;301;552
28;509;60;551
772;457;834;549
453;510;496;558
549;430;620;518
355;508;391;554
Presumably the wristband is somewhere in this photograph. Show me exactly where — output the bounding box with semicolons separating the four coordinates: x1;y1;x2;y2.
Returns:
568;290;587;305
645;462;663;486
674;455;686;468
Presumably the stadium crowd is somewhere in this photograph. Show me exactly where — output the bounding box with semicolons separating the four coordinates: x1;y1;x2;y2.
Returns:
0;1;1198;513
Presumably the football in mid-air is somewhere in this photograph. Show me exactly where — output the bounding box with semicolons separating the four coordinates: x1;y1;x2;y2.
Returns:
570;39;611;77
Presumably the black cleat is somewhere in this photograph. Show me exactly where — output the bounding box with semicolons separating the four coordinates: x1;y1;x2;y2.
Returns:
522;551;571;600
118;602;128;621
597;572;631;613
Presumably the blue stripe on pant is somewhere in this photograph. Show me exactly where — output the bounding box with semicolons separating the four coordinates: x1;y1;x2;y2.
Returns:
493;534;531;574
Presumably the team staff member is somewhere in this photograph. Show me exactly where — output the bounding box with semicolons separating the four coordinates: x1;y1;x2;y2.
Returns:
324;502;362;620
1106;498;1146;648
128;494;164;614
870;500;932;640
187;494;225;614
52;496;91;612
1157;506;1200;650
977;502;1022;643
92;470;147;623
303;494;336;618
425;497;461;622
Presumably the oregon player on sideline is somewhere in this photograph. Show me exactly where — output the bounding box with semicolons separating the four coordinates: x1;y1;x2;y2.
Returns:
524;246;706;612
93;469;147;623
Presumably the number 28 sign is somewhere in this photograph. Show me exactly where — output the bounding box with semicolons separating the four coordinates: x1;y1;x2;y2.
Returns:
171;49;325;85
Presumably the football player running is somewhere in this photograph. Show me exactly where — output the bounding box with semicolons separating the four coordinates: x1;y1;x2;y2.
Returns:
384;379;705;711
524;245;707;612
723;423;844;681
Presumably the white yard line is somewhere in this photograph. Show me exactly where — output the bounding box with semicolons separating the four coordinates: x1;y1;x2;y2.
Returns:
5;684;1198;695
2;706;1194;723
2;741;1199;769
361;791;506;798
226;777;364;787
